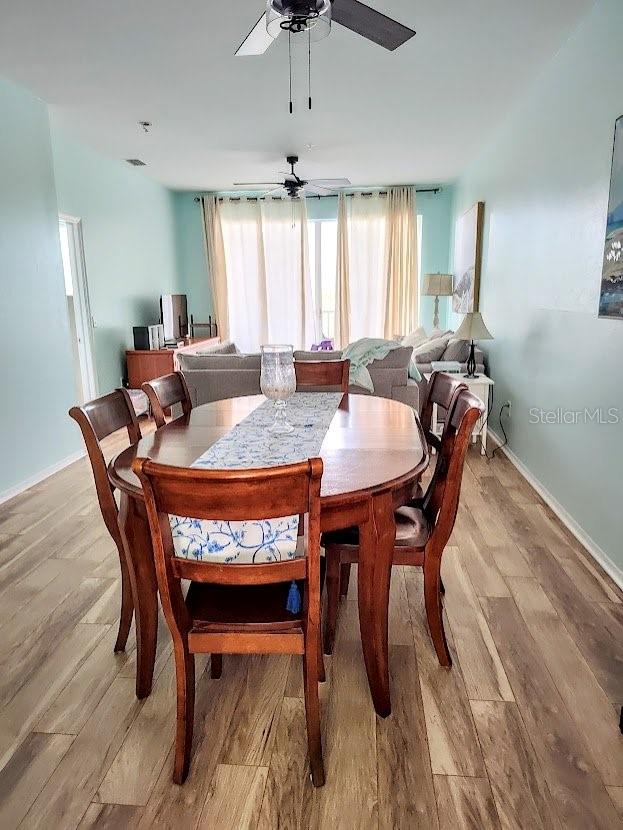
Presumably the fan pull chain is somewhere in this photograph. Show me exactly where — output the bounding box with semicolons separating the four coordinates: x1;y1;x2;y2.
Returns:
288;31;293;114
308;28;312;110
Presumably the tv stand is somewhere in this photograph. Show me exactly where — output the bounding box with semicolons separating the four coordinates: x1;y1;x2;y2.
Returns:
126;337;219;390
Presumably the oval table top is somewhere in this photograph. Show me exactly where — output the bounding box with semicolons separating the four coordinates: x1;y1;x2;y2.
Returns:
110;394;429;506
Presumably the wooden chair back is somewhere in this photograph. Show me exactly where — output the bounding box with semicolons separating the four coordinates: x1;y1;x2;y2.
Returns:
142;371;192;428
294;359;350;393
420;371;468;447
133;456;323;621
133;456;325;786
423;389;483;553
69;389;141;544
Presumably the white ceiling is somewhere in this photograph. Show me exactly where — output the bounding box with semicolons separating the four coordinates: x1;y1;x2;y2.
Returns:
0;0;594;190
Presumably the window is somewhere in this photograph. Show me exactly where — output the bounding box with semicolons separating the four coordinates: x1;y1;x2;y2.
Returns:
308;213;423;342
308;219;337;340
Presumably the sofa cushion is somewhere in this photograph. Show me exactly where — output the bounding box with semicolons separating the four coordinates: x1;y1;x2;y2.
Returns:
182;368;261;405
178;352;261;371
196;340;238;356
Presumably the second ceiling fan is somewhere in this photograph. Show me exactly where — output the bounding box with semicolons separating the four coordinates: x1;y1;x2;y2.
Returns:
234;155;351;198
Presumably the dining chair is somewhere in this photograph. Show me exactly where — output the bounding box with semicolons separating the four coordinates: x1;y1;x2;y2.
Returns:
323;388;483;667
133;456;326;786
69;389;140;654
142;371;192;429
411;371;468;499
338;371;467;602
294;358;350;392
420;371;469;451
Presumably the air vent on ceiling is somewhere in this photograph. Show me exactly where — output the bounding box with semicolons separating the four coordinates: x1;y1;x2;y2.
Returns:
126;158;146;166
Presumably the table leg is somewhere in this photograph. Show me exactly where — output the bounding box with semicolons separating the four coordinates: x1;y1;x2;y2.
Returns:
119;493;159;699
357;490;395;718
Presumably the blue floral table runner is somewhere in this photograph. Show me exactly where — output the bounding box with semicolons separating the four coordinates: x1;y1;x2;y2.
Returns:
169;392;343;565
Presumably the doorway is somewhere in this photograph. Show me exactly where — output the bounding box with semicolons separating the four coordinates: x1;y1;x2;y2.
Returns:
59;215;98;403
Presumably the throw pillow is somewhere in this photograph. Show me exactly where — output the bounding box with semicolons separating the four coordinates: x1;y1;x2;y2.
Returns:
401;327;428;348
442;338;470;363
427;328;453;342
412;333;453;364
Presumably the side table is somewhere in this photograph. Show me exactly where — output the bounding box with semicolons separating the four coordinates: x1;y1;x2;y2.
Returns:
425;373;494;455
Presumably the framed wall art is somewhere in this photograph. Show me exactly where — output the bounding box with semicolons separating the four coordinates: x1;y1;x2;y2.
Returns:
599;115;623;319
452;201;485;313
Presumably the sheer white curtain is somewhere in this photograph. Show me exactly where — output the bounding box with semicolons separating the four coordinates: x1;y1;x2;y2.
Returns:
260;199;316;349
336;192;388;344
334;187;418;346
203;197;317;352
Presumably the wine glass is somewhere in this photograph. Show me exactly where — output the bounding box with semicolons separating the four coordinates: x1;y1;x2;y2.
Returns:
260;345;296;434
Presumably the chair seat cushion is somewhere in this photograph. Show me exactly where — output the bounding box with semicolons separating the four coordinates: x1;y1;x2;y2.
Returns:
412;482;424;501
169;515;302;564
185;556;325;627
394;506;430;547
322;505;429;549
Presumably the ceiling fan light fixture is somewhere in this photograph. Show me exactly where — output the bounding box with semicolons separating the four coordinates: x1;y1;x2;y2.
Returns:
266;0;331;42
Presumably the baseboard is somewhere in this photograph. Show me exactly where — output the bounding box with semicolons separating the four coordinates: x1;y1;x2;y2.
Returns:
488;429;623;591
0;450;86;507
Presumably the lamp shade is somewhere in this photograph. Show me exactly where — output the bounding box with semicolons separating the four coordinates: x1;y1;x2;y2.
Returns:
422;273;453;296
455;312;493;341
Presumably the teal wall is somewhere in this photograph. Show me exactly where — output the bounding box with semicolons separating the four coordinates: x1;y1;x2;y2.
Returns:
0;79;79;493
173;186;455;334
51;126;179;393
418;187;454;331
173;192;214;322
453;0;623;572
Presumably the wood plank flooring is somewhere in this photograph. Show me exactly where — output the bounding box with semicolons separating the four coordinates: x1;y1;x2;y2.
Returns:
0;423;621;829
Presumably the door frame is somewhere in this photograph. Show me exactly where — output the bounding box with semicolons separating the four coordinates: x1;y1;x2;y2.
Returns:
60;214;98;400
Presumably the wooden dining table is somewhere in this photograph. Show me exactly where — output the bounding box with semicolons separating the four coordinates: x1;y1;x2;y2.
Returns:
109;393;429;717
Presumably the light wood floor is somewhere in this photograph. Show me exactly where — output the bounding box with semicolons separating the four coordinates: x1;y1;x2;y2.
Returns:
0;421;622;829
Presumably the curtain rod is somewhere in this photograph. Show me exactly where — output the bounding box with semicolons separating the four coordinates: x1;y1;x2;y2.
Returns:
193;187;441;203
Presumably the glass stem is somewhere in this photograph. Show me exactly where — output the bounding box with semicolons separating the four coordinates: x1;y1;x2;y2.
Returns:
274;399;287;426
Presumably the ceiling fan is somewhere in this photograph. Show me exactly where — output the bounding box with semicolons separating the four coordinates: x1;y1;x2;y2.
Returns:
234;155;351;198
236;0;416;56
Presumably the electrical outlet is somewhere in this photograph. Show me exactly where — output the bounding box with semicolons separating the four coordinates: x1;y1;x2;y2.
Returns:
505;400;511;418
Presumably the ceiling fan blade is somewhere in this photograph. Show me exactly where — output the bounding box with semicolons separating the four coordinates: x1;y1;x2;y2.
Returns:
308;178;352;188
331;0;415;51
235;12;274;56
233;182;283;186
304;184;334;197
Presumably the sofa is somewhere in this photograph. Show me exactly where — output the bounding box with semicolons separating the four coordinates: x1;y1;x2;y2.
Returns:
178;335;484;413
179;346;425;410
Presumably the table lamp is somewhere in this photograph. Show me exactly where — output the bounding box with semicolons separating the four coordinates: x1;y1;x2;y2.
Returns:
454;311;493;378
423;273;453;328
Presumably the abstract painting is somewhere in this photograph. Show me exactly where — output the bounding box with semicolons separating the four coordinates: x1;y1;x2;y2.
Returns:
599;115;623;319
453;202;484;313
